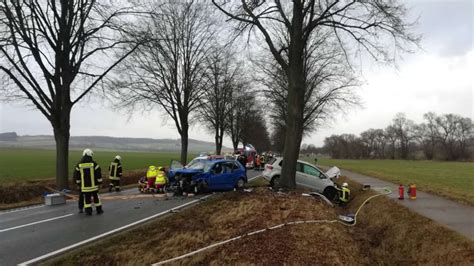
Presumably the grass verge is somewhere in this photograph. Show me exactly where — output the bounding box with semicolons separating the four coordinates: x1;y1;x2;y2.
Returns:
304;157;474;206
0;170;145;210
45;177;474;265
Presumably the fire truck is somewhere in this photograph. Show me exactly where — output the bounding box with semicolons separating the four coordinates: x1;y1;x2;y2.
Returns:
234;144;257;169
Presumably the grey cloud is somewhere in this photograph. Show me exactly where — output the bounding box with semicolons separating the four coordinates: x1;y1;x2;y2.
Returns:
410;0;473;56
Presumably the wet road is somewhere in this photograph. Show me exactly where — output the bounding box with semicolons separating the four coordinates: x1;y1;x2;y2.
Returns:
0;170;261;265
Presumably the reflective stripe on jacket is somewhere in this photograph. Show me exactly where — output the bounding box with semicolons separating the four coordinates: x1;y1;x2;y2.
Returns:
78;162;101;192
340;187;350;203
109;162;121;180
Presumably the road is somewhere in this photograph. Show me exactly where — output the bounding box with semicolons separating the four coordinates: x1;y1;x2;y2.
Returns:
0;170;261;266
337;168;474;240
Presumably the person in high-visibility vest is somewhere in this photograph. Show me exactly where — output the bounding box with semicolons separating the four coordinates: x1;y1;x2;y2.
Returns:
146;165;158;192
337;182;351;206
108;155;122;192
74;148;103;215
155;166;168;193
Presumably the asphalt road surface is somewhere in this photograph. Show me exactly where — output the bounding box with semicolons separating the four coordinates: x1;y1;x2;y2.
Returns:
0;170;261;265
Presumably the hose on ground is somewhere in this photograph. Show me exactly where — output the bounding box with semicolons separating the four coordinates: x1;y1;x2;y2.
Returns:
152;187;392;265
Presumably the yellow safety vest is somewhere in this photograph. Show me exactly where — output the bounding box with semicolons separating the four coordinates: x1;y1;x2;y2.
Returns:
146;166;157;178
155;171;167;185
109;162;120;180
78;162;100;192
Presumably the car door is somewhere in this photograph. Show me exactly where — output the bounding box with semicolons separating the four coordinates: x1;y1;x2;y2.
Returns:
299;163;327;192
208;162;229;190
294;162;308;187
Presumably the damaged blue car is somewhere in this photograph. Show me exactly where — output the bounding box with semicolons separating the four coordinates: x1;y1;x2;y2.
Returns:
168;159;247;194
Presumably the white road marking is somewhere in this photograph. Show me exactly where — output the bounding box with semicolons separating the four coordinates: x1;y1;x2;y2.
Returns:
0;204;45;215
0;213;74;233
19;174;262;265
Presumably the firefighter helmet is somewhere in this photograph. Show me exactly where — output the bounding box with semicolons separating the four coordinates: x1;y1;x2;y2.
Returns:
83;148;94;157
115;155;121;161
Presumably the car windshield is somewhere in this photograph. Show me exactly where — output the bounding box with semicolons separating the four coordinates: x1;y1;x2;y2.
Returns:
187;159;213;171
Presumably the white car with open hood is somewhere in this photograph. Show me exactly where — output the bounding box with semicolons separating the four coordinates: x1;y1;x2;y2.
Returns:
262;157;340;200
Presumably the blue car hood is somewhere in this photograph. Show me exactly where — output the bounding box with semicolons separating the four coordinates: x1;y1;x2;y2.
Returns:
175;168;204;174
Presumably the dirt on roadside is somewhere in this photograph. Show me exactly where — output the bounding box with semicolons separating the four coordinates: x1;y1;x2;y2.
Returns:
0;170;145;210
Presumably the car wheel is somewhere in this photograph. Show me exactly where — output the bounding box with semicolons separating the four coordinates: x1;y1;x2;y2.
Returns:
270;175;281;189
323;186;337;201
194;181;208;194
236;178;245;189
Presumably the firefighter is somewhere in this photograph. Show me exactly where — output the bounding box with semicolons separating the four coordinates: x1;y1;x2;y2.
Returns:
155;166;167;193
74;148;103;215
108;155;122;192
337;182;351;206
260;153;266;170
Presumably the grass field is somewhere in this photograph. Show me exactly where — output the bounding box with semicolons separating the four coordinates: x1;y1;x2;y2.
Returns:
306;157;474;205
0;148;193;183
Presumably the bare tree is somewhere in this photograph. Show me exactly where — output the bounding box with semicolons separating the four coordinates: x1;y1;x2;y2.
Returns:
111;1;216;164
200;46;241;155
374;129;387;158
0;0;141;189
392;113;416;159
413;112;439;160
361;129;378;158
213;0;419;188
385;125;398;159
435;113;473;160
225;82;254;151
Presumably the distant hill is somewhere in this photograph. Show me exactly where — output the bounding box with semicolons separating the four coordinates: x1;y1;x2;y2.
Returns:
0;132;18;141
0;132;231;153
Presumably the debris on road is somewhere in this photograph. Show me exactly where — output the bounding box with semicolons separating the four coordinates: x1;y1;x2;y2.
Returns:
44;193;66;205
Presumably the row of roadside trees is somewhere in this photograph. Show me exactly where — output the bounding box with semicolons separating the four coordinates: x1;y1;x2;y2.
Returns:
1;0;418;190
322;113;473;161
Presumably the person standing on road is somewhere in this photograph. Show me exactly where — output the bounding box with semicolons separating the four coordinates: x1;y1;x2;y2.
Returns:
108;155;122;192
74;148;104;215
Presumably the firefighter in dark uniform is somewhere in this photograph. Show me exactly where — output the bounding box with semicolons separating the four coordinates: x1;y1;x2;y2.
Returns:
74;148;104;215
108;155;122;192
336;182;351;206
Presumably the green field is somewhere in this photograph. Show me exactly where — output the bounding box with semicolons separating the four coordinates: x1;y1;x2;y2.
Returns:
0;148;192;183
306;158;474;205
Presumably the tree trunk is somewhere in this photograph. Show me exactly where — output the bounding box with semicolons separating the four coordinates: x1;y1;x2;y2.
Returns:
52;116;70;190
279;5;305;189
180;130;189;165
232;139;239;151
215;128;223;155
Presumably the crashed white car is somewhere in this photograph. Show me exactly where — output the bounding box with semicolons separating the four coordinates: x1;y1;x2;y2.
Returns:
262;157;340;200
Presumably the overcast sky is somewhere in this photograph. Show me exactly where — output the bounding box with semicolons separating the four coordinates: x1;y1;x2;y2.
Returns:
0;0;472;148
